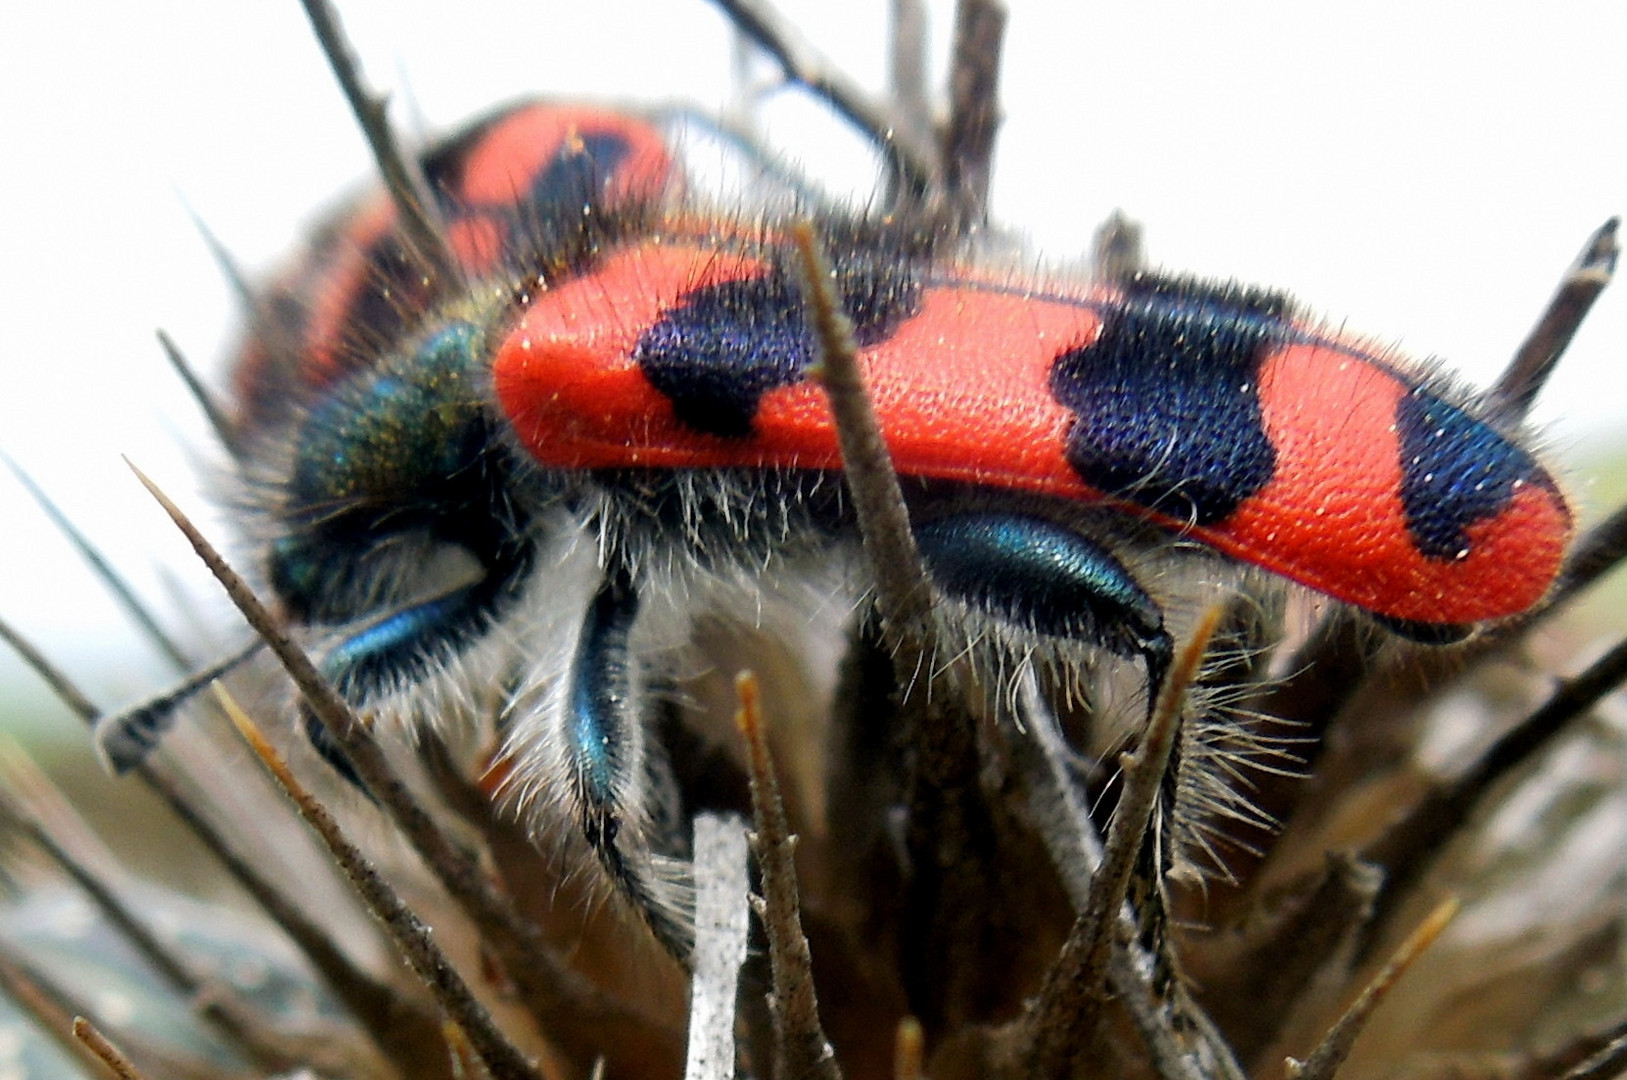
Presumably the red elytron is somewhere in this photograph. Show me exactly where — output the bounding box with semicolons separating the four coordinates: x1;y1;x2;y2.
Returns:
494;235;1570;628
231;102;678;429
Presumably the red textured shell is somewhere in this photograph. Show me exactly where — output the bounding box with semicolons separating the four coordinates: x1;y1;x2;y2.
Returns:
493;239;1571;626
231;102;677;431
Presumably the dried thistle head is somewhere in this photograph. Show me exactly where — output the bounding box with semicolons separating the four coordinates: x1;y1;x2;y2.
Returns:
2;4;1625;1080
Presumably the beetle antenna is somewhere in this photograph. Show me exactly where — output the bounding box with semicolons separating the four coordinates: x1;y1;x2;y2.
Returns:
93;641;265;772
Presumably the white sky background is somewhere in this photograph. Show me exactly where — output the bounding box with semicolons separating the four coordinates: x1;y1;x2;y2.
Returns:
0;1;1623;727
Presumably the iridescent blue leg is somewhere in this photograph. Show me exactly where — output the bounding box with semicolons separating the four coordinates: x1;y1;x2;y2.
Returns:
915;512;1191;993
303;569;530;788
563;566;690;955
912;512;1173;703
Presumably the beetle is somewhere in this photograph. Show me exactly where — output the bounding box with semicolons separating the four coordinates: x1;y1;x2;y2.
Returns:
90;7;1575;957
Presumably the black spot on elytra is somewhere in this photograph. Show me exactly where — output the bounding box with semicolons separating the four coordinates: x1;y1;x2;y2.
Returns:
1050;274;1286;525
528;131;632;212
431;115;636;231
343;232;423;360
238;105;655;433
635;273;811;436
635;253;922;437
1395;387;1550;560
327;117;645;377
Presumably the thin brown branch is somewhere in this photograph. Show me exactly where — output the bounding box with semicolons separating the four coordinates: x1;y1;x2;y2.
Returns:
1093;210;1146;284
298;0;460;286
941;0;1006;227
157;329;241;461
1556;501;1627;605
1010;684;1225;1080
0;451;190;670
1010;605;1224;1079
1;947;225;1079
128;459;683;1077
737;671;843;1080
0;750;304;1073
1490;217;1618;420
136;752;430;1070
795;222;937;662
181;199;258;317
316;704;683;1073
215;684;543;1080
709;0;938;195
72;1017;154;1080
1363;629;1627;943
1;582;457;1074
0;612;103;721
894;1016;925;1080
799;221;1018;1033
1285;897;1459;1080
888;0;932;162
0;947;107;1077
178;203;285;459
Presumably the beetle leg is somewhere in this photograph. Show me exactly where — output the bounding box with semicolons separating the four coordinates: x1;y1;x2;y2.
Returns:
558;563;691;956
912;511;1173;709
